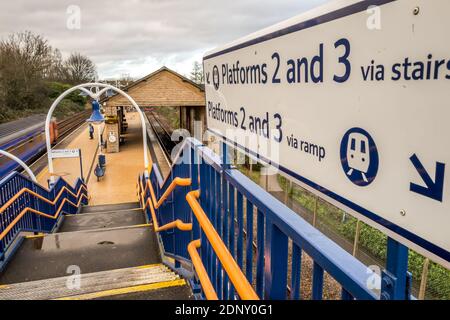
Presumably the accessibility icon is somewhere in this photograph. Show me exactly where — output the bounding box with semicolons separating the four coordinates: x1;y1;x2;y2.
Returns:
340;128;379;187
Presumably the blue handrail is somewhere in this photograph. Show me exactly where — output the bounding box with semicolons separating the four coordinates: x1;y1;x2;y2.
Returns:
141;138;380;300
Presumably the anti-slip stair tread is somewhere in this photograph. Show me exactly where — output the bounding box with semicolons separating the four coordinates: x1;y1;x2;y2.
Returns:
59;210;146;232
0;226;160;284
0;264;181;300
81;202;140;214
94;284;194;300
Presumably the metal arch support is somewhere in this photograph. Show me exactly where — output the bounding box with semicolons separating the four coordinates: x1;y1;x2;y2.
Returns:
0;149;37;182
95;87;111;98
45;83;150;186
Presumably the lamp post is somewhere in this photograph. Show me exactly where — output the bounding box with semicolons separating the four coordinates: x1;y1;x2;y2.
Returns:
45;83;149;187
87;100;106;172
0;149;37;182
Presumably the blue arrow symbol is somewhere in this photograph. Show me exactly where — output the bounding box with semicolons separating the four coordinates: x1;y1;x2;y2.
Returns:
409;154;445;202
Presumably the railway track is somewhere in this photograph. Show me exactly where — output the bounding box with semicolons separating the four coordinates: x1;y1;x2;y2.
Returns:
56;110;91;141
0;110;91;179
145;109;176;162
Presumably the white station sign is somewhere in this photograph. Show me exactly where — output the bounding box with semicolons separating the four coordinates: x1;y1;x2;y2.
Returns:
51;149;80;159
203;0;450;265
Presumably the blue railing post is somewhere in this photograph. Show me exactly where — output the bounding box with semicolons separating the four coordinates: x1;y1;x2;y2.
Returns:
52;184;57;212
221;176;229;299
219;140;231;299
256;209;265;297
264;220;288;299
221;141;231;170
199;154;210;279
290;243;302;300
245;200;254;283
236;191;244;269
174;150;192;262
31;184;39;231
192;144;201;240
312;262;324;300
381;237;410;300
228;183;236;299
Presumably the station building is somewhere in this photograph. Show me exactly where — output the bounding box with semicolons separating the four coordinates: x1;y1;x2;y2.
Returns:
101;66;206;151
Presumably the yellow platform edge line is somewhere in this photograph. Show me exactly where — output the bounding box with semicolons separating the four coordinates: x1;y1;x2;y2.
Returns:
25;233;45;239
54;279;186;300
131;223;152;228
136;263;163;269
36;166;49;180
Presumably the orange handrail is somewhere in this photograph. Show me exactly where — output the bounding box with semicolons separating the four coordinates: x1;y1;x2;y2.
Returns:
186;190;259;300
142;196;192;232
157;219;193;232
137;168;192;233
188;239;218;300
139;168;191;209
0;188;88;241
0;184;87;215
138;174;258;299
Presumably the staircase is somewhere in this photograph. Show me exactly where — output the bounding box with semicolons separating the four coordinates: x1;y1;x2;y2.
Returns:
0;202;192;300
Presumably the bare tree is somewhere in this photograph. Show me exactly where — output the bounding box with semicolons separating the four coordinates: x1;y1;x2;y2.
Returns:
0;31;53;111
190;61;204;84
0;31;97;123
64;52;97;84
46;48;67;81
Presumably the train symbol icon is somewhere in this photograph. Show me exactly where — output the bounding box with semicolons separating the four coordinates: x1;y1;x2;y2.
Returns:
340;128;379;187
346;132;370;182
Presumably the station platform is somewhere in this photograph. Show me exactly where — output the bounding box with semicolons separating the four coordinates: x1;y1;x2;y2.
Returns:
36;111;153;206
36;123;97;187
0;108;199;300
87;112;152;206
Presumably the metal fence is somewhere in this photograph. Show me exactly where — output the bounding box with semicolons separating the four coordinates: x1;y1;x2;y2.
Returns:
140;138;410;300
0;171;88;270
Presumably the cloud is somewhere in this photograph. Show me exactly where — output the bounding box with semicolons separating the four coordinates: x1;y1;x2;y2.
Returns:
0;0;330;79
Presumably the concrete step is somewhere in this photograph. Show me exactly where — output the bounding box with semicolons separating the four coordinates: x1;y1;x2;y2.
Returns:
81;202;140;214
59;209;146;233
0;264;190;300
92;284;194;300
0;226;160;285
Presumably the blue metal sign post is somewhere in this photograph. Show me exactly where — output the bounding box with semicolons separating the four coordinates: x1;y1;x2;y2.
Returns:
382;238;411;300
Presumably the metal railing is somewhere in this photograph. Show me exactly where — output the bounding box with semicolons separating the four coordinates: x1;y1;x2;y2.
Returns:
138;164;258;300
140;138;379;300
0;171;88;269
186;190;259;300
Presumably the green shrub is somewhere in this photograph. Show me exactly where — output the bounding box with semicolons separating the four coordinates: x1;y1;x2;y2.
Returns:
0;82;87;124
53;99;85;119
277;174;450;300
47;82;87;106
0;108;15;124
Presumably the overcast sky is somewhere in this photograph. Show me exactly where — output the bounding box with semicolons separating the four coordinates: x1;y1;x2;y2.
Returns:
0;0;330;79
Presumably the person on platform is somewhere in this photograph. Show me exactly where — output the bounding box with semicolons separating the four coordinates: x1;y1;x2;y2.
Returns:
89;123;94;140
